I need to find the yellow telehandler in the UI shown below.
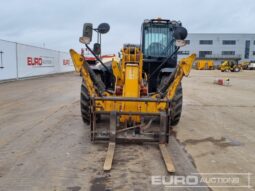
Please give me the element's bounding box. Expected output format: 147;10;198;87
220;60;241;72
70;18;196;173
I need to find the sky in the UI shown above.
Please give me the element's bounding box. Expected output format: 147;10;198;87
0;0;255;54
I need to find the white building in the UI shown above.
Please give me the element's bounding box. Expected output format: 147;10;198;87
178;33;255;65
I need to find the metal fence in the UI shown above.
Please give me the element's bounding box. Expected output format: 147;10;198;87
0;39;74;81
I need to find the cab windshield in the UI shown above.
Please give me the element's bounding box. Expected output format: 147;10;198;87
143;25;174;58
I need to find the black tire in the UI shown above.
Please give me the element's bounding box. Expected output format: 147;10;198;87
170;84;183;126
158;75;183;126
157;74;171;92
80;80;91;125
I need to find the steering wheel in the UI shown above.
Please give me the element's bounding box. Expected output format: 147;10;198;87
147;42;165;55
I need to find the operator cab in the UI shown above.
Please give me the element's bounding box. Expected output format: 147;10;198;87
141;18;187;92
142;19;176;59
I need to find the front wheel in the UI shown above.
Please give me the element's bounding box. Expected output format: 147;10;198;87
170;85;183;126
80;80;91;125
158;75;183;126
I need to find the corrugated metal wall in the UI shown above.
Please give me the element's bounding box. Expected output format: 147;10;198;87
0;39;74;81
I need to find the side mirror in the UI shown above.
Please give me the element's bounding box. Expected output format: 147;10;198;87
93;43;101;55
173;26;188;40
173;26;188;47
97;23;110;34
79;23;93;44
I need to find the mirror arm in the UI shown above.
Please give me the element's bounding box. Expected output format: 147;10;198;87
85;44;116;85
85;44;114;77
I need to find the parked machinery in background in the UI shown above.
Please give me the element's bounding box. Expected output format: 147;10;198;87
238;61;255;70
239;61;250;70
247;61;255;70
195;60;214;70
220;60;241;72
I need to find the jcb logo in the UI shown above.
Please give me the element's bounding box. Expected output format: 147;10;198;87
27;57;42;66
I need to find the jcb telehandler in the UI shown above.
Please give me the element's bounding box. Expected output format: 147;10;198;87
70;18;196;173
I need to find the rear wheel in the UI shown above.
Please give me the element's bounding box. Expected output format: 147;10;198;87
80;80;91;124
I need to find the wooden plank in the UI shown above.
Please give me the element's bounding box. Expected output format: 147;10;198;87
159;143;175;173
103;142;116;171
